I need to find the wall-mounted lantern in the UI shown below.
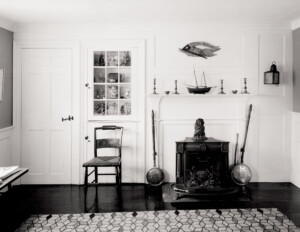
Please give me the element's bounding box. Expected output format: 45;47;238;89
264;62;280;85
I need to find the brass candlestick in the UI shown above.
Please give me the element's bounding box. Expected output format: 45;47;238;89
153;78;157;94
219;79;225;94
174;80;179;94
241;78;250;94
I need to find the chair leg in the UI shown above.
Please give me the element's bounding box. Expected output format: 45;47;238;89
119;165;122;185
84;167;88;187
115;167;119;185
117;165;121;187
95;167;98;184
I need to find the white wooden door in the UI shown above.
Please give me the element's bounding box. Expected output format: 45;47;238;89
21;49;72;184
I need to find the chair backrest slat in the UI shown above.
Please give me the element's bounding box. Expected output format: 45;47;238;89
101;125;122;130
94;126;123;158
95;139;120;148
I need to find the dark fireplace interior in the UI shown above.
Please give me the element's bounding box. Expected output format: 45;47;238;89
184;150;228;190
174;137;239;197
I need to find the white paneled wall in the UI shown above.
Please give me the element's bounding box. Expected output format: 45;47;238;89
147;27;292;182
13;23;293;183
155;35;253;95
0;127;13;166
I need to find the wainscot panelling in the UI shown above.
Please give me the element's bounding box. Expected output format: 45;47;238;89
291;112;300;187
0;126;13;166
257;114;289;182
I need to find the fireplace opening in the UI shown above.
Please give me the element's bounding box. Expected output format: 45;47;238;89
174;137;239;196
184;150;229;191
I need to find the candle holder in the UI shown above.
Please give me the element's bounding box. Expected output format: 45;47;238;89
174;80;179;94
153;78;157;94
241;78;250;94
219;79;225;94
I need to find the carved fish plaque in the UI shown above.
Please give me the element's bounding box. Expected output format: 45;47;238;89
179;41;221;59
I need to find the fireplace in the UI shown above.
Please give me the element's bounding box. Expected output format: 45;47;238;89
174;137;237;195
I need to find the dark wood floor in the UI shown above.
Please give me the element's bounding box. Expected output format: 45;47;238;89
0;182;300;231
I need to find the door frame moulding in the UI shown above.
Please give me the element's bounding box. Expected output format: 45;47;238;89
13;41;82;184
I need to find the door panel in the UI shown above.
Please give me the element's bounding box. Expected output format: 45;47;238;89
21;49;72;184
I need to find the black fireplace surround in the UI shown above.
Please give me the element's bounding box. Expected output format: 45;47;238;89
175;137;236;194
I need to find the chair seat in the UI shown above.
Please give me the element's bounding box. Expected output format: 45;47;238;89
83;156;121;167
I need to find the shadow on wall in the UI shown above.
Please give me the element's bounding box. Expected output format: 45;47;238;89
0;27;13;129
293;28;300;113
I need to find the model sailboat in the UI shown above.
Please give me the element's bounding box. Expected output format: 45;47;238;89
186;68;215;94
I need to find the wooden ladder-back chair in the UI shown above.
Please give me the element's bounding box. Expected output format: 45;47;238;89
83;125;123;187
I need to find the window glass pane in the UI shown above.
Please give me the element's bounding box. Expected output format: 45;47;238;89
94;68;105;83
94;101;106;115
107;85;119;99
107;51;118;66
120;85;131;99
120;101;131;115
120;51;131;66
107;101;118;115
94;85;105;99
107;68;119;83
94;51;106;66
120;68;131;83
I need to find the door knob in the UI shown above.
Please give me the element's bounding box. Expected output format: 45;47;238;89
62;116;74;122
85;136;90;142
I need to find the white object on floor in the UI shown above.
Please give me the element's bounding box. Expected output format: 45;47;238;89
0;166;19;180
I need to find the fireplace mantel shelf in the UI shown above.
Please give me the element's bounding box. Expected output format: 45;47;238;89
147;93;254;98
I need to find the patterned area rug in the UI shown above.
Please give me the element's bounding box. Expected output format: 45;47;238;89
17;208;299;232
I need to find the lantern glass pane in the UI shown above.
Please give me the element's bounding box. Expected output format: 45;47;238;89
264;72;273;84
273;73;279;84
